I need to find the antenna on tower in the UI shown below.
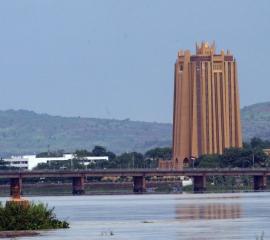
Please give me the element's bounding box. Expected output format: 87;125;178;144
211;41;216;53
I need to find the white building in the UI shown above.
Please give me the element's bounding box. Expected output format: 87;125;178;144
3;154;109;170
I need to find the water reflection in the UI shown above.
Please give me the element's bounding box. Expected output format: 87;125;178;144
176;203;242;220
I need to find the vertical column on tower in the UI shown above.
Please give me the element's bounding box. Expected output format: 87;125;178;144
234;61;243;147
230;62;236;147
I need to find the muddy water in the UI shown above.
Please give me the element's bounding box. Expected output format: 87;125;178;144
0;192;269;239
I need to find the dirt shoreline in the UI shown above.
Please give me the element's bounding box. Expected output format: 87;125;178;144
0;230;39;238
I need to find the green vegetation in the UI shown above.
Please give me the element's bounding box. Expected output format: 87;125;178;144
145;147;172;160
0;201;69;231
194;137;270;168
36;150;64;158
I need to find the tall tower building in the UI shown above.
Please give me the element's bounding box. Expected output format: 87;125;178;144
172;42;242;169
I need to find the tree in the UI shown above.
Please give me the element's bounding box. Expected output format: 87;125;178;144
36;150;64;158
194;143;270;169
220;147;253;168
250;137;270;149
35;160;86;170
250;137;265;149
104;151;116;160
74;149;92;157
92;146;107;156
195;154;220;168
144;147;172;160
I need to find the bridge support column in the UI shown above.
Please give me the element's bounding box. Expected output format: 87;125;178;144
72;176;85;195
254;175;267;191
10;177;22;199
193;176;206;193
133;176;146;193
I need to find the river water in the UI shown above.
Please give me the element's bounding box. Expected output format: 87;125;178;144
1;192;270;239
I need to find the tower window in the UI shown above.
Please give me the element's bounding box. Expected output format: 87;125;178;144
179;65;183;71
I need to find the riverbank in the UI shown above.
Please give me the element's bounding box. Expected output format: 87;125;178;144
0;230;39;238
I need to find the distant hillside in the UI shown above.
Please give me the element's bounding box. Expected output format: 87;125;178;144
241;102;270;140
0;102;270;156
0;110;171;156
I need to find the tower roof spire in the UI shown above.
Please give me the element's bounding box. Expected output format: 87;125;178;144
196;41;216;55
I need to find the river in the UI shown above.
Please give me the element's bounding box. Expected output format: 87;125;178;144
0;192;269;239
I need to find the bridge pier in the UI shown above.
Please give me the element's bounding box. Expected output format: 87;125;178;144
193;176;206;193
253;175;267;191
72;176;85;195
10;177;22;199
133;176;146;193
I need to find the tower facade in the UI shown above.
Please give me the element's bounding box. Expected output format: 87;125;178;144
172;42;242;169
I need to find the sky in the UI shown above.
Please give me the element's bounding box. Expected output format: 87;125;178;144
0;0;269;123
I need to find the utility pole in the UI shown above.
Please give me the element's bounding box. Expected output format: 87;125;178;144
47;144;50;156
191;156;195;168
70;159;73;169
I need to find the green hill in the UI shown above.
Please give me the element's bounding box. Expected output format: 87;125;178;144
241;102;270;140
0;110;171;156
0;102;270;156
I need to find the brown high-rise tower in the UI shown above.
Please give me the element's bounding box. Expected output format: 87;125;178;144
172;42;242;169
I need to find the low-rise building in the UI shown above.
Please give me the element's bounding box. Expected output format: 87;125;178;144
263;149;270;156
3;154;108;170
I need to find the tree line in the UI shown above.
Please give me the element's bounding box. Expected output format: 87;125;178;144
0;137;269;170
194;137;270;168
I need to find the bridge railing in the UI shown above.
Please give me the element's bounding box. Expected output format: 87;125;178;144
1;167;270;174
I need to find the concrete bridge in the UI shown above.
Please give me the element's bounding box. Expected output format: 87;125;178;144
0;168;269;197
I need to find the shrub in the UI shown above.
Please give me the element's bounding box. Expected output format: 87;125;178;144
0;201;69;231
